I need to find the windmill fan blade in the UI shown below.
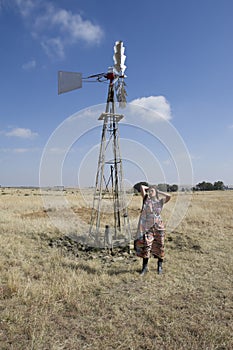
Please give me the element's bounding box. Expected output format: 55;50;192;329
113;41;126;75
58;71;82;94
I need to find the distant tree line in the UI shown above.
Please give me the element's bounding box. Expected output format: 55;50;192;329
133;181;226;193
157;184;178;192
192;181;225;191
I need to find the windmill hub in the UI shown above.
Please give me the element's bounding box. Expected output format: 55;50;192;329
106;67;115;83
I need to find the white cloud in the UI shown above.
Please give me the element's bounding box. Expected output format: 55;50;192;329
41;37;65;60
190;153;202;161
47;147;67;155
13;0;104;59
130;96;172;122
15;0;36;17
0;0;4;11
5;128;38;139
50;9;103;44
0;147;39;154
163;159;172;166
13;148;30;153
22;59;36;70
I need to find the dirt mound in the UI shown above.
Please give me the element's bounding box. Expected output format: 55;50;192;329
48;235;136;263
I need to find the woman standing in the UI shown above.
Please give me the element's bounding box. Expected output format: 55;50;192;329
135;184;171;275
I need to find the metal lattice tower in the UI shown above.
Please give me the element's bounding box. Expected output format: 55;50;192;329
89;77;131;246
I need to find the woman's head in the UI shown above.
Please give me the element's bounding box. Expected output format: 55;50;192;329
148;185;158;199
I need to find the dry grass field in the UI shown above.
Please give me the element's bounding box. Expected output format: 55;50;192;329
0;188;232;349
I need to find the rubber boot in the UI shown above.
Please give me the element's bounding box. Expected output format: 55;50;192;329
140;258;149;276
157;259;163;274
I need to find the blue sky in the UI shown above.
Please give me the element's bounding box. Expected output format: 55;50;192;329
0;0;233;187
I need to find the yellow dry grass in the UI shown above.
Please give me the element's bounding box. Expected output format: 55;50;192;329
0;188;232;349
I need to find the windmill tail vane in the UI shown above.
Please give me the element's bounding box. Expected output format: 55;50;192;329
58;41;127;107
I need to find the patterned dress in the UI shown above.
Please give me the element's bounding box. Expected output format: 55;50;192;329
135;196;165;259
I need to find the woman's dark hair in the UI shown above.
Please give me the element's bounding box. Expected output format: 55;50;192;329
142;193;148;206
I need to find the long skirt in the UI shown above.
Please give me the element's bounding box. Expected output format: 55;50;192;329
135;229;165;260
